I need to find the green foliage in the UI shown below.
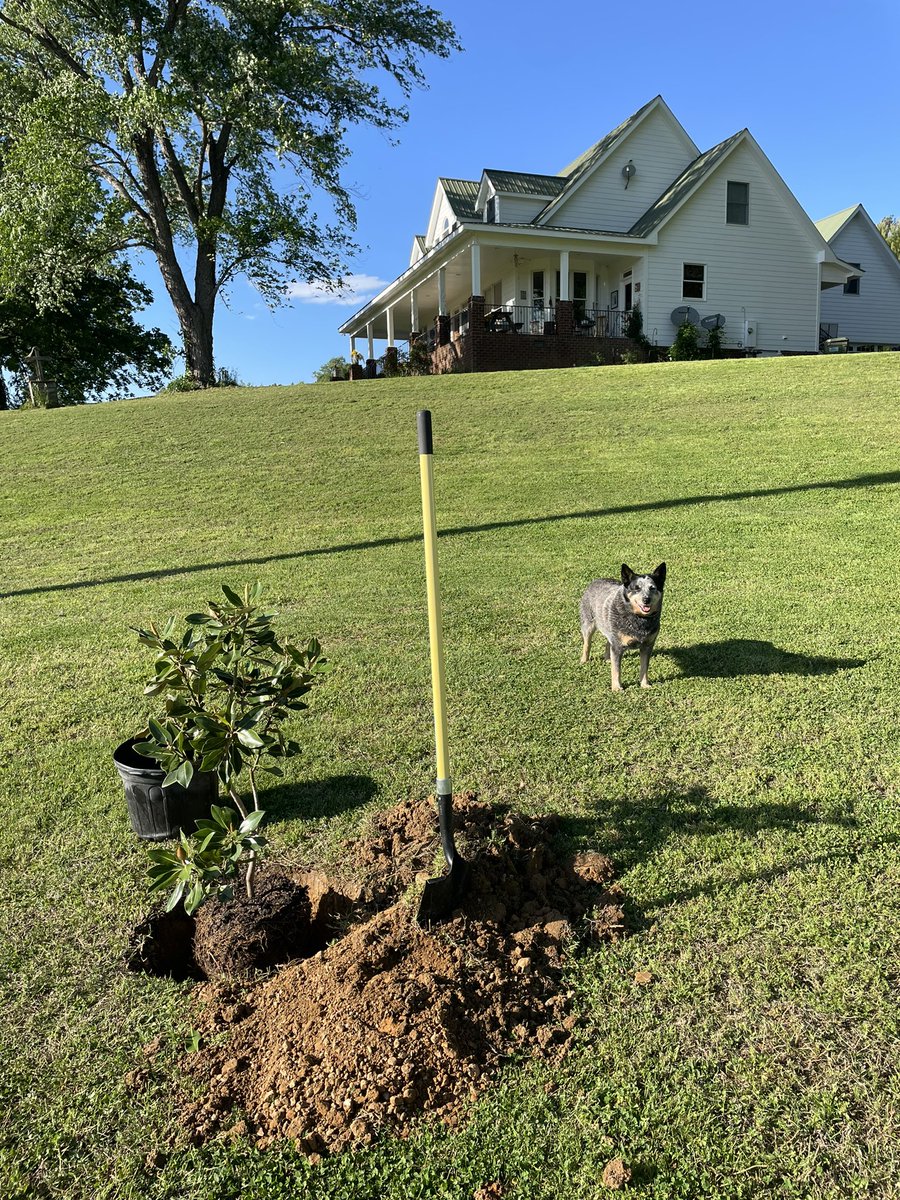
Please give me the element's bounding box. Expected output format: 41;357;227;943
623;303;652;361
163;366;243;392
133;582;330;805
878;214;900;259
0;0;461;383
704;325;725;358
0;268;173;406
669;319;701;361
313;355;350;383
146;804;268;915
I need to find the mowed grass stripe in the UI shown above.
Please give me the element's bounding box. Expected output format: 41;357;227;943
0;352;897;1198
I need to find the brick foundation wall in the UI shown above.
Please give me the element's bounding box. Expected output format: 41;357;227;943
426;294;639;374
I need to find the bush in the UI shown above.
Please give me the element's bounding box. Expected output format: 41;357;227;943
313;356;350;383
133;582;330;911
669;320;700;361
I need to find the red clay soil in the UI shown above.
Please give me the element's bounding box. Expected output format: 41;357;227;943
173;795;626;1156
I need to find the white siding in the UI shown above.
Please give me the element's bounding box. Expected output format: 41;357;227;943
498;196;548;224
644;142;820;354
426;188;461;248
819;215;900;345
550;106;697;233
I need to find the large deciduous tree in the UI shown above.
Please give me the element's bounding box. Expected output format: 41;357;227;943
878;215;900;260
0;1;459;384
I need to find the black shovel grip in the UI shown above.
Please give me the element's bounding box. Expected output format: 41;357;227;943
417;409;433;455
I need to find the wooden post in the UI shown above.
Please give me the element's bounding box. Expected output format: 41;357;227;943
24;347;58;408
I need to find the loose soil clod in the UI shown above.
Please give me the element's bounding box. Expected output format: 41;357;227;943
135;795;626;1155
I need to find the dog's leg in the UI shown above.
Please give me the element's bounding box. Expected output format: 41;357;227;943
639;637;657;689
580;628;593;664
609;645;624;692
603;642;611;661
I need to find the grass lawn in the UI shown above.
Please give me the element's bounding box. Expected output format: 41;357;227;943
0;353;898;1199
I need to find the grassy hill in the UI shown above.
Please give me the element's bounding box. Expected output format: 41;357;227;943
1;354;898;1198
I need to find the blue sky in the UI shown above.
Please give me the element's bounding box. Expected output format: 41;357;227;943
134;0;900;386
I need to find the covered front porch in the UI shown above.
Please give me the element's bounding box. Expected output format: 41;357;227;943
339;230;649;375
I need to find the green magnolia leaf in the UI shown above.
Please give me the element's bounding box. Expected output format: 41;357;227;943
221;584;244;607
147;715;169;743
236;728;266;749
184;881;206;916
165;880;187;912
239;809;266;833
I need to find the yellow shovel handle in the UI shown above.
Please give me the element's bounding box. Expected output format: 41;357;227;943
417;410;451;795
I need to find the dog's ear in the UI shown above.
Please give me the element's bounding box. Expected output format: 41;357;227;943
652;562;667;586
621;564;635;585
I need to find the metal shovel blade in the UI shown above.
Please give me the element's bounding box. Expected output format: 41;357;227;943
417;792;468;925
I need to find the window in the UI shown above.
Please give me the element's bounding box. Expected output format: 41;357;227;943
843;264;861;295
682;263;705;300
485;196;496;223
726;181;749;225
573;271;587;321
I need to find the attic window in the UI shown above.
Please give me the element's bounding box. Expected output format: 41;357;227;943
843;264;861;295
726;181;749;225
485;196;496;223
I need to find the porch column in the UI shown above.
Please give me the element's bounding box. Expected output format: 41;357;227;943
438;267;447;316
366;321;377;379
410;289;419;334
470;241;481;297
386;306;395;348
559;250;570;300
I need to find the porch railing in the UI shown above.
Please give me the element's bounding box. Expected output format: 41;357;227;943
478;304;630;338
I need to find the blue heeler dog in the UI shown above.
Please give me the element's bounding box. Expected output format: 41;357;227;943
579;563;667;691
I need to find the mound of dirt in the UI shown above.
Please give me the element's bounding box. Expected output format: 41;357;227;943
176;796;625;1155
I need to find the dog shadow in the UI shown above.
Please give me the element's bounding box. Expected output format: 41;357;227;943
665;638;865;679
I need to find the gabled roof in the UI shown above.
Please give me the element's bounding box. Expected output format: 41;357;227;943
534;96;700;226
438;177;480;221
558;95;662;178
483;170;566;199
815;204;863;243
628;130;746;237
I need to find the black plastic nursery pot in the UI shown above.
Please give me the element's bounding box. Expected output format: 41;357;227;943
113;737;218;841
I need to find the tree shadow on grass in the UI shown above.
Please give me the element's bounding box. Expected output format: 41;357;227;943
664;639;865;680
564;786;864;928
257;774;377;823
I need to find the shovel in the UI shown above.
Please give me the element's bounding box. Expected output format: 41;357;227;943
415;409;468;925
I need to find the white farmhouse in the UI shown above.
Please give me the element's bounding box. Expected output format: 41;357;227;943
815;204;900;351
340;96;858;375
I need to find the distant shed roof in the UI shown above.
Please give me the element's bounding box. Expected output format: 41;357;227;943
814;205;861;242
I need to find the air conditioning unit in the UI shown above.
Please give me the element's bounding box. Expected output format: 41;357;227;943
743;317;758;348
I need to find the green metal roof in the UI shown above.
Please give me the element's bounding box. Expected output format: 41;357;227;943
483;170;566;198
438;177;480;220
628;130;746;237
814;205;860;242
558;96;661;180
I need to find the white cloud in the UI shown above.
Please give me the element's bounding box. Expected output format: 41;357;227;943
287;273;388;307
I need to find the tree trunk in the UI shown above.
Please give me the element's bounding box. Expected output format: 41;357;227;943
181;297;215;387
